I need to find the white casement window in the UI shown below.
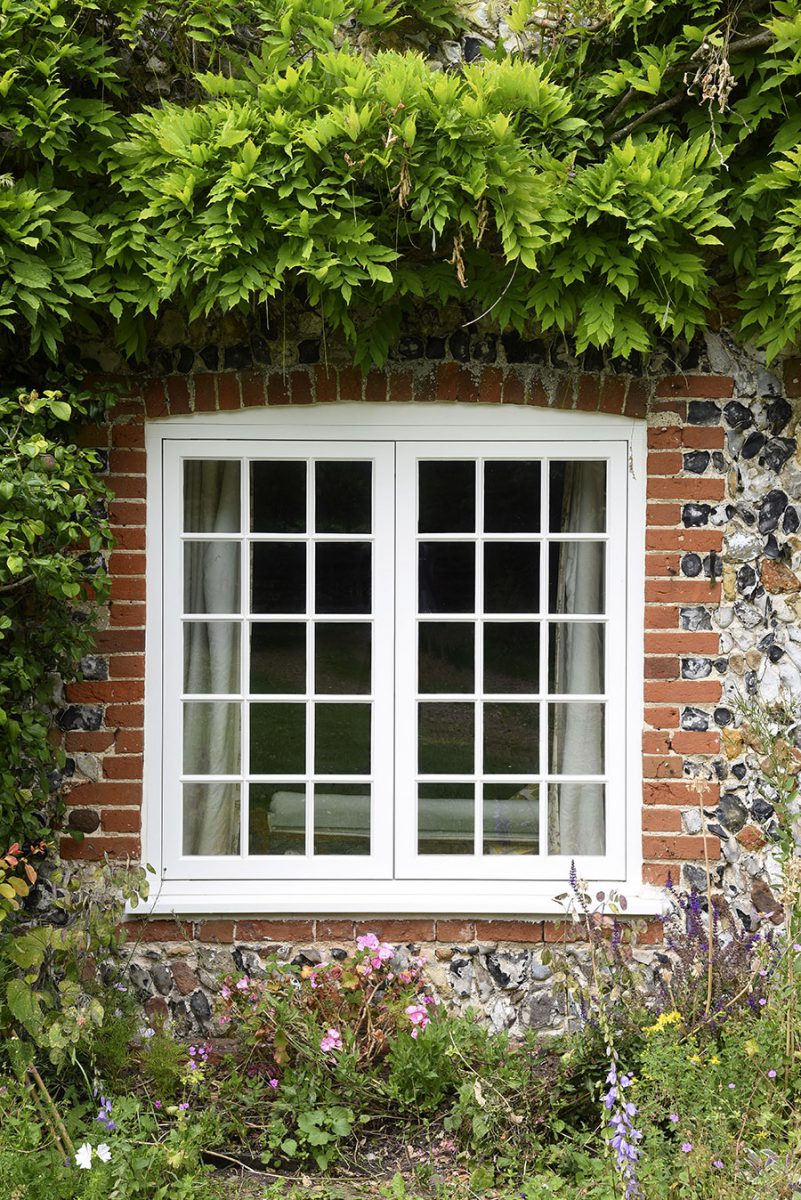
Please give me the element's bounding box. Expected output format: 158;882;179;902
145;405;649;915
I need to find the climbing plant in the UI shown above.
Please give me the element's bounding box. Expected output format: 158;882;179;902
0;0;800;366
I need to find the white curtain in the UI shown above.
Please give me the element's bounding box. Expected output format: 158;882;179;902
183;461;242;855
549;464;605;855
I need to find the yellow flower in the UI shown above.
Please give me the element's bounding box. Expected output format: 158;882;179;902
688;1054;701;1065
643;1010;683;1035
709;1055;720;1065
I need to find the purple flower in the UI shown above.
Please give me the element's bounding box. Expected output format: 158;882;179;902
768;1069;777;1079
669;1114;679;1123
713;1160;724;1169
681;1143;693;1154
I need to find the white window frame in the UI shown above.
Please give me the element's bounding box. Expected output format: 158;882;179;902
143;403;658;916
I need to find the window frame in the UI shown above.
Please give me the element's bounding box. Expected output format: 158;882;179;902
143;403;654;916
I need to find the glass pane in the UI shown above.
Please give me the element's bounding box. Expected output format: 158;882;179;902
184;461;241;532
419;460;475;532
249;703;305;774
548;542;605;614
548;623;605;695
483;623;539;694
315;543;371;613
549;703;604;773
419;543;475;613
548;782;605;855
549;461;606;533
315;703;371;774
484;543;540;613
418;702;474;773
314;784;371;855
184;543;241;614
315;461;371;534
183;702;240;774
251;543;306;614
251;461;306;533
183;783;240;855
250;623;306;694
183;622;240;694
418;783;474;854
250;783;306;855
484;461;540;533
418;622;474;694
483;782;539;856
483;702;539;774
315;623;371;694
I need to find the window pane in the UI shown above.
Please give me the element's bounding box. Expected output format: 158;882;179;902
549;702;604;773
249;703;305;774
483;702;539;774
315;703;371;774
418;622;474;694
183;622;240;694
549;461;606;533
250;623;306;694
548;542;605;615
315;461;371;534
184;543;241;613
484;461;540;533
249;783;305;855
315;543;371;613
548;782;605;855
314;784;370;855
419;543;475;613
483;623;539;694
251;543;306;613
315;623;371;694
418;702;474;773
483;782;539;856
418;783;474;854
484;543;540;613
419;460;475;532
251;461;306;533
184;461;241;532
183;702;240;774
548;623;605;695
183;783;240;855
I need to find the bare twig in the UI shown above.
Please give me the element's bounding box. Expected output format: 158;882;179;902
609;87;686;143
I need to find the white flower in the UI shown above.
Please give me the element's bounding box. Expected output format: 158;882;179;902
96;1143;112;1163
75;1143;93;1170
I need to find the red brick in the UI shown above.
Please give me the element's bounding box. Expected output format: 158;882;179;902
315;920;355;941
737;825;767;852
647;427;682;449
643;704;680;729
638;920;665;945
644;605;682;630
645;580;720;604
101;808;141;833
642;808;683;832
642;730;672;755
437;362;474;404
643;863;673;886
95;630;145;653
436;920;476;942
65;731;115;753
642;754;684;779
109;654;145;679
109;500;145;526
553;378;574;410
108;551;145;576
65;782;142;807
646;528;723;551
143;380;168;418
116;729;144;754
196;919;235;943
235;919;314;942
290;370;313;405
339;367;363;402
110;577;146;601
111;526;146;550
355;920;434;943
59;835;140;861
647;477;725;501
107;474;147;499
105;703;144;727
478;367;503;404
625;380;649;419
218;374;241;410
503;373;525;406
65;680;143;703
127;919;192;943
643;781;720;807
656;375;733;399
527;380;550;408
240;371;265;407
364;370;387;403
784;359;801;398
646;502;682;527
576;376;601;412
473;920;543;943
413;368;437;404
646;552;680;578
599;376;627;415
542;921;585;944
669;731;721;754
111;422;146;450
315;366;338;404
266;373;289;406
682;426;725;449
193;373;217;412
644;680;721;703
647;451;683;476
642;834;720;861
645;632;720;654
167;377;191;414
644;656;679;680
103;754;144;780
109;603;146;628
389;373;413;404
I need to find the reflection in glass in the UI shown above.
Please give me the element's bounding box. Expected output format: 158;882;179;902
419;543;475;613
249;782;305;855
483;623;539;694
484;461;540;533
483;782;539;855
315;461;371;534
549;703;604;774
548;623;605;695
418;783;475;854
418;623;474;694
549;461;606;533
314;784;371;855
548;542;605;614
548;782;605;855
183;783;240;855
184;622;240;694
184;460;241;532
315;543;371;613
418;703;474;773
183;702;241;775
419;460;475;533
315;623;371;694
251;543;306;613
315;703;371;774
250;623;306;694
184;543;241;613
484;543;539;613
250;461;306;533
249;703;305;774
483;702;539;774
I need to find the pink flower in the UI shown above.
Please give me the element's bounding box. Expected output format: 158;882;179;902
357;933;380;951
235;978;249;992
405;1004;430;1036
220;985;231;1000
268;1078;279;1089
320;1028;343;1054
